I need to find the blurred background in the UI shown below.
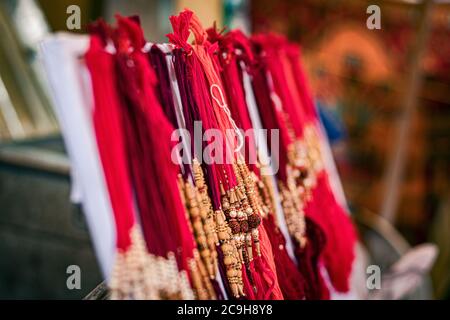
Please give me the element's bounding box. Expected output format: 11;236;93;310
0;0;448;299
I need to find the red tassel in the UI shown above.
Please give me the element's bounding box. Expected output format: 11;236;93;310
256;222;284;300
295;217;330;300
86;36;135;251
241;266;256;300
111;16;196;273
263;215;306;299
307;172;356;292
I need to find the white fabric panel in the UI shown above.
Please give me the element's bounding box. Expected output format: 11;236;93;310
40;33;116;280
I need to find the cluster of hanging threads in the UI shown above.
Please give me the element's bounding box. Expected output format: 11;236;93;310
87;15;202;300
81;9;357;300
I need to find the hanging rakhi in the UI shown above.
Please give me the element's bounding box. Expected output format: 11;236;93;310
208;27;308;300
148;42;221;299
85;27;194;299
147;42;217;293
283;44;357;293
167;11;246;299
168;48;234;299
251;33;357;296
188;14;253;297
249;34;307;246
92;16;215;299
187;10;284;300
249;34;332;299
